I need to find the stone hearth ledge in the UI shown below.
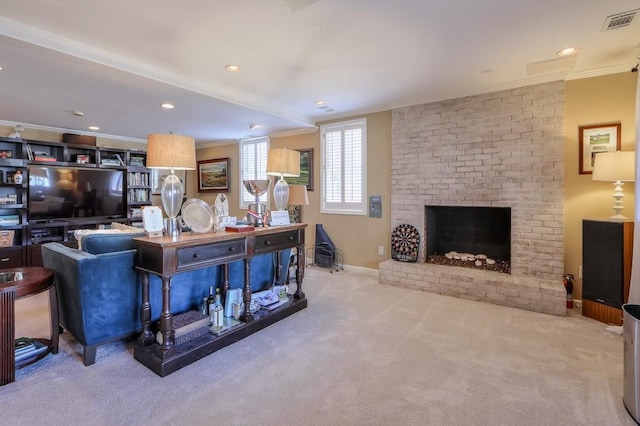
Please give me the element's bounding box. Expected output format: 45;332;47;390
378;260;566;316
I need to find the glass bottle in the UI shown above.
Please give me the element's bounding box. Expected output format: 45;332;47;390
211;288;224;331
206;286;216;318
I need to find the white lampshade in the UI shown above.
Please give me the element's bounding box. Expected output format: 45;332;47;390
146;133;197;236
266;148;300;211
592;150;635;220
592;151;635;182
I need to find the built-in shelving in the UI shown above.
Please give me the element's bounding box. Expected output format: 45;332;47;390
0;136;152;266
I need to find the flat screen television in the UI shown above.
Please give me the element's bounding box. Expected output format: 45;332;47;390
28;166;126;221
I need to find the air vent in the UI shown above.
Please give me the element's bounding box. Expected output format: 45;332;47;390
602;9;638;31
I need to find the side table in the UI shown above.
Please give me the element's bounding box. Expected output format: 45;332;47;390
0;267;58;386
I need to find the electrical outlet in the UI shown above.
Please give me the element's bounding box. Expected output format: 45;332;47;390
579;265;582;279
378;245;384;256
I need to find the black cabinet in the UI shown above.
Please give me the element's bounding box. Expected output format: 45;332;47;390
582;219;633;325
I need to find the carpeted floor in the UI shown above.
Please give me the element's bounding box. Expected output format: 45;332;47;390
1;267;636;425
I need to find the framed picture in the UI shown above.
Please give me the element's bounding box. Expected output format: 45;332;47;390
151;169;186;195
197;158;229;192
0;150;13;159
286;148;314;191
76;154;90;164
579;123;621;174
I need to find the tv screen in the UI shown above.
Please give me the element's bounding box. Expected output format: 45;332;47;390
28;166;126;221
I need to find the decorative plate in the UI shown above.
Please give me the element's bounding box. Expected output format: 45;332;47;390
181;198;215;233
391;224;419;262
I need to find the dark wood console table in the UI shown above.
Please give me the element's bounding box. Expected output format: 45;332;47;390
133;223;307;376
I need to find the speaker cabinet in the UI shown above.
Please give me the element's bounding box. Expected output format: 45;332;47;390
582;219;633;325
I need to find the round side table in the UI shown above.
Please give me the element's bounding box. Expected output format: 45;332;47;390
0;267;58;386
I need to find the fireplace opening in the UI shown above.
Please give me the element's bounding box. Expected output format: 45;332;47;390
426;206;511;274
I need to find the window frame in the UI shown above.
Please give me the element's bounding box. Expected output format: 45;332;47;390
320;118;367;215
239;136;270;209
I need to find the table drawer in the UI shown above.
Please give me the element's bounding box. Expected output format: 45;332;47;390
177;239;246;267
0;247;23;268
254;230;300;253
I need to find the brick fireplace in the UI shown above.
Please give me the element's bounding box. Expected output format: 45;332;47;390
379;81;566;316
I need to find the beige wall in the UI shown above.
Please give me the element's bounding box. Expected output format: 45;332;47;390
193;110;392;270
7;72;635;279
564;72;637;299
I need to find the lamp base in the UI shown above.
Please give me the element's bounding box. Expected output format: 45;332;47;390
273;176;290;211
166;216;181;238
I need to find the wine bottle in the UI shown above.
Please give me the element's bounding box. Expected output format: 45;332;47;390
206;286;215;319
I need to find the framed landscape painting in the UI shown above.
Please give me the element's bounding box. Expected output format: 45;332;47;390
197;158;229;192
286;148;313;191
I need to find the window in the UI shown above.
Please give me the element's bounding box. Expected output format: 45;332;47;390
239;136;269;209
321;118;367;215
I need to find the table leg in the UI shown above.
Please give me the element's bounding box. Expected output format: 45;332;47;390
240;259;253;322
294;244;306;300
159;276;174;350
0;289;15;385
137;272;154;346
48;284;59;354
222;263;230;304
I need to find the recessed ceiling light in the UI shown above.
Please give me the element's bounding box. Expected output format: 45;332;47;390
225;65;240;72
314;100;326;106
88;126;100;131
557;47;578;56
161;103;174;109
249;124;262;130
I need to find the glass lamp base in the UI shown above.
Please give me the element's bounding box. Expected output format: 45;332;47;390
273;176;289;211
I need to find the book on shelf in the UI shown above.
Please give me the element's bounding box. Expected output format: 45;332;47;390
115;153;126;166
0;215;20;226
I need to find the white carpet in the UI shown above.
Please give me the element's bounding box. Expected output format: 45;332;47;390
1;267;636;425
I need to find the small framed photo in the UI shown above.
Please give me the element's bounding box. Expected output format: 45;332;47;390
0;150;13;159
76;154;91;164
197;158;229;192
579;123;621;174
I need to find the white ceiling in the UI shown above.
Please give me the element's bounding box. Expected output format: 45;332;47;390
0;0;638;145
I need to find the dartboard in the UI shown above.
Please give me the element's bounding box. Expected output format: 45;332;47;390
391;224;419;262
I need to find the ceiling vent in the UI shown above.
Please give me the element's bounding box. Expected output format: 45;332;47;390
602;9;638;31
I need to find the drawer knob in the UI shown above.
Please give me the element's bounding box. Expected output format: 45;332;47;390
288;236;294;241
265;240;271;245
228;247;236;252
0;258;8;262
193;253;201;258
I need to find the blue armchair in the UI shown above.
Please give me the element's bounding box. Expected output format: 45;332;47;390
42;232;288;365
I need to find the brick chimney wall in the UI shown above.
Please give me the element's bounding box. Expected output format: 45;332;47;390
390;81;564;281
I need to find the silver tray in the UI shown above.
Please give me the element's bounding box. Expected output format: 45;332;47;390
181;198;215;233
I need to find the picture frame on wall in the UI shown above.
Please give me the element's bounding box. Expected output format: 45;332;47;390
197;158;230;192
579;122;621;174
151;169;186;195
285;148;314;191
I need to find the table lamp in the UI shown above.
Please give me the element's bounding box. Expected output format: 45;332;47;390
287;184;308;223
146;134;196;237
266;148;300;211
592;150;635;220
